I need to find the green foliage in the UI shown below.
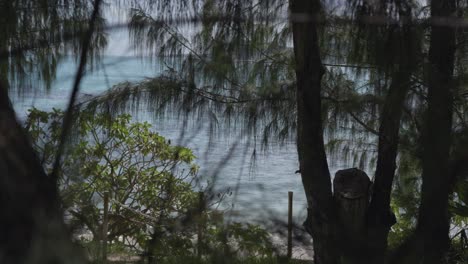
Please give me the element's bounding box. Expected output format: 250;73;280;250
224;222;274;257
25;108;275;261
0;0;107;91
447;230;468;264
199;213;274;259
26;108;199;253
11;0;468;261
155;255;304;264
84;1;299;148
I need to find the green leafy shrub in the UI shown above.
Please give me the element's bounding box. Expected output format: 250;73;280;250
26;108;199;255
25;108;274;261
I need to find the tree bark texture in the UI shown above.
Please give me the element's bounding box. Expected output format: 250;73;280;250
366;26;415;263
417;0;456;263
0;80;85;263
291;0;458;263
290;0;337;263
334;168;371;264
390;1;456;263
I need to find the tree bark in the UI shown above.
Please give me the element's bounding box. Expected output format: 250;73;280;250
333;168;371;264
366;27;414;263
390;1;456;263
416;0;456;263
0;80;85;263
291;0;457;263
290;1;337;263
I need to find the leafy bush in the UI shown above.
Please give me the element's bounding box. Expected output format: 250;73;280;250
25;108;274;261
26;109;199;253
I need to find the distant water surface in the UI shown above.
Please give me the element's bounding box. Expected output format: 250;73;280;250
9;56;344;226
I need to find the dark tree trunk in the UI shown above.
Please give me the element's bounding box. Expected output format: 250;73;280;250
289;1;409;262
366;27;414;263
0;80;84;263
390;1;456;263
289;1;337;263
365;76;408;263
290;10;417;264
416;0;456;262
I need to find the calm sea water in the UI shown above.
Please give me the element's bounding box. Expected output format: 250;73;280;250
9;56;342;225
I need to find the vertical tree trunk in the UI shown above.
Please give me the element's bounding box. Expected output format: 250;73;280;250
390;1;456;263
366;72;409;264
289;1;337;263
416;0;456;263
367;27;414;263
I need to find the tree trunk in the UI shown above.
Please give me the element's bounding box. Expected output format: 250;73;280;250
290;1;337;263
0;80;85;263
365;76;407;263
390;1;456;263
366;26;414;263
416;0;456;262
290;0;430;264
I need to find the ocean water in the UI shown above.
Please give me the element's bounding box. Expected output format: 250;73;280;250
9;56;329;226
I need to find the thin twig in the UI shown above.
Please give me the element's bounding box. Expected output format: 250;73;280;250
50;0;103;183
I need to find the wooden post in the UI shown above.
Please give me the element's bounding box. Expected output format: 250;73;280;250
333;168;371;263
197;192;204;258
102;192;109;263
287;191;293;259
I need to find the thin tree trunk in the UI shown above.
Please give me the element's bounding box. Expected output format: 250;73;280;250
290;1;337;263
390;1;456;263
364;70;410;264
367;27;414;263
